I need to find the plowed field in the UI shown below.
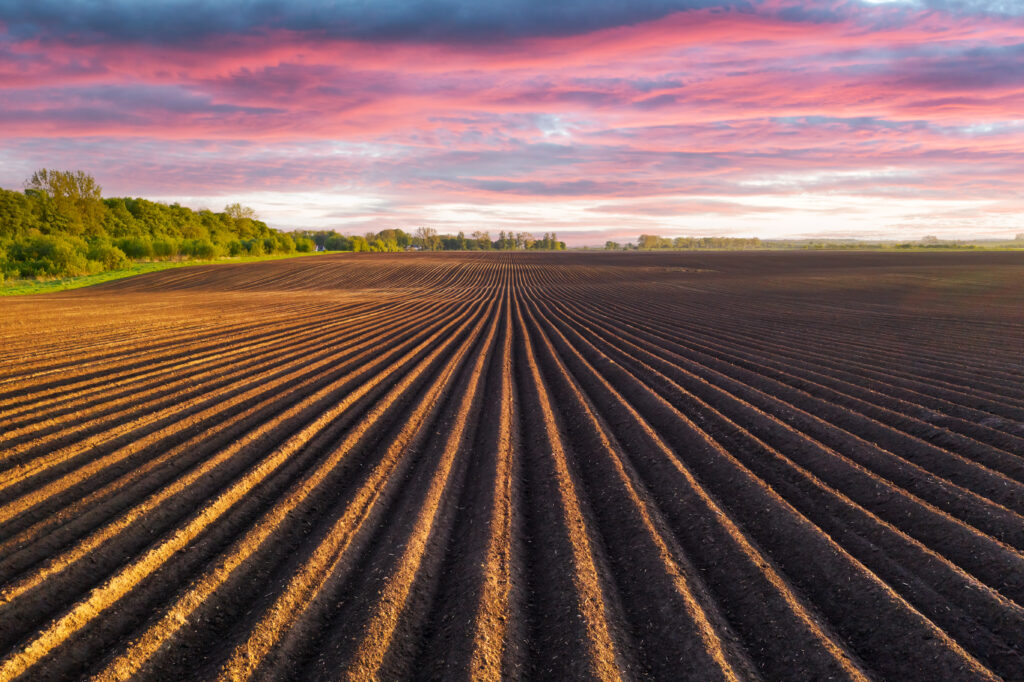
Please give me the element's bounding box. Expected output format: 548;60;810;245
2;251;1024;680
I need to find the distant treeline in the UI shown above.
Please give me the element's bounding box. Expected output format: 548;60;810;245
765;234;1024;250
608;235;764;250
609;234;1024;251
0;170;570;281
293;227;567;252
1;169;315;280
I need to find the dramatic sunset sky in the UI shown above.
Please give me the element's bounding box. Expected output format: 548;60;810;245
2;0;1023;244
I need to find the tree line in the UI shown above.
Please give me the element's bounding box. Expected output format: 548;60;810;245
1;169;578;282
0;170;316;280
292;226;567;252
606;235;764;250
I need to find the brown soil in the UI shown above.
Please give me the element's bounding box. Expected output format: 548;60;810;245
1;250;1023;680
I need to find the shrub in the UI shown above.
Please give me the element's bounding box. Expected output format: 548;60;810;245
87;243;131;270
180;238;218;259
275;233;296;253
244;238;265;256
84;259;106;275
116;236;154;259
9;234;90;277
151;238;177;259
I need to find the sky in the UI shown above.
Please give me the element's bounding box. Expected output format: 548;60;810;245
2;0;1024;244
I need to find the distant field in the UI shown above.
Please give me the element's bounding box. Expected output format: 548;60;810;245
1;251;1024;680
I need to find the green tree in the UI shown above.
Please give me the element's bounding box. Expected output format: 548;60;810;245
473;230;492;250
224;203;257;220
25;169;104;236
2;173;314;279
0;189;36;240
415;226;441;251
325;234;351;251
377;228;411;248
637;234;664;249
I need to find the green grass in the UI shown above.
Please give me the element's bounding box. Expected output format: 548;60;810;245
0;251;345;296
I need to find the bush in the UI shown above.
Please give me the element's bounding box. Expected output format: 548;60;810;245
180;238;218;259
9;234;90;277
295;237;315;253
275;233;296;253
227;239;244;256
84;259;106;275
151;238;177;259
244;238;265;256
116;236;154;259
87;243;131;270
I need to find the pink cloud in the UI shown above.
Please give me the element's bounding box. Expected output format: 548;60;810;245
2;3;1024;239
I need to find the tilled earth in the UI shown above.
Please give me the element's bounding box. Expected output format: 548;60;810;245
1;251;1023;680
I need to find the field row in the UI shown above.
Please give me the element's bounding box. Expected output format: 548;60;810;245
1;252;1023;680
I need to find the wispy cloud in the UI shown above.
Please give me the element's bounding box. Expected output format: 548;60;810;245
1;0;1023;242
